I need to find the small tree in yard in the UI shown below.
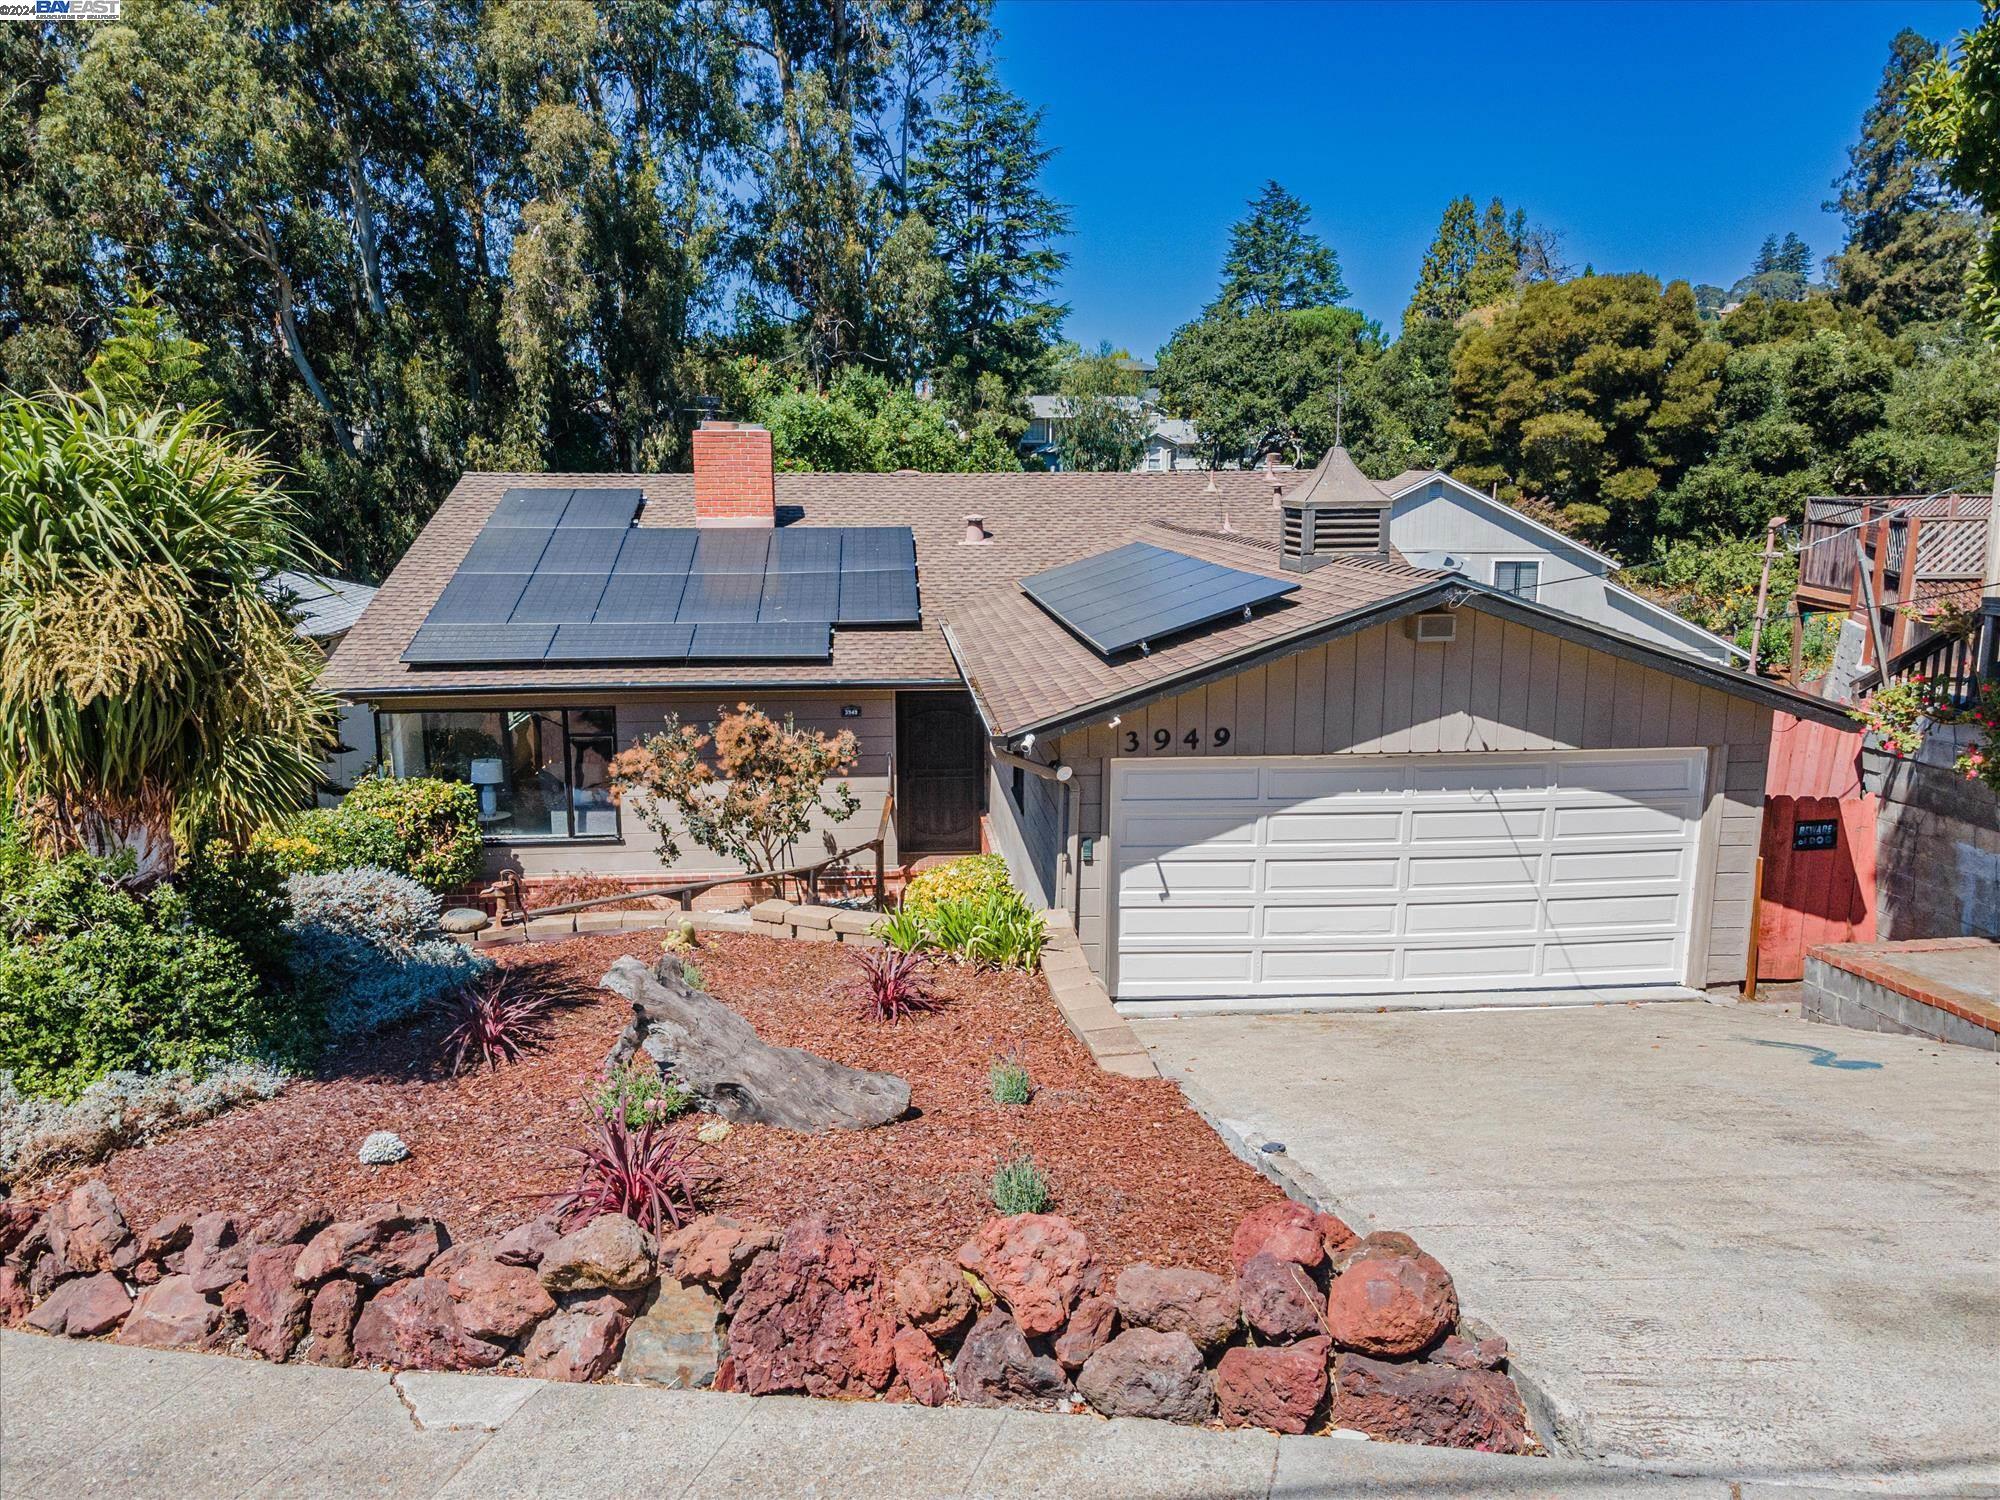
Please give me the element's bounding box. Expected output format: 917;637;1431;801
609;704;861;879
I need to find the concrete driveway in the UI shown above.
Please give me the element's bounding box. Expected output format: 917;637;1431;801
1130;998;2000;1495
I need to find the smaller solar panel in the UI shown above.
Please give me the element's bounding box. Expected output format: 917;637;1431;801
688;622;830;660
547;622;694;662
402;623;554;664
758;570;839;622
427;572;530;625
838;526;917;573
510;572;610;623
675;571;764;623
556;488;642;528
611;529;698;575
459;527;553;573
535;527;626;574
1021;541;1298;656
692;530;772;574
770;528;843;573
835;568;920;625
594;572;688;622
487;488;571;527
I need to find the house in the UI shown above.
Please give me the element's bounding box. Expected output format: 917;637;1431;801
323;427;1849;1006
264;568;381;797
1019;396;1204;472
1382;468;1747;667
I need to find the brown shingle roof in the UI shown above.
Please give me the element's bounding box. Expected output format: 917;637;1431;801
322;469;1314;698
945;523;1446;738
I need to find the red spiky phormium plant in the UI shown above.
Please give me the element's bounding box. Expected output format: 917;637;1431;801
843;945;938;1022
438;968;559;1074
549;1104;707;1235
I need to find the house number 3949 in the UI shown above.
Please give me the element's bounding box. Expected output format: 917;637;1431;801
1125;726;1231;752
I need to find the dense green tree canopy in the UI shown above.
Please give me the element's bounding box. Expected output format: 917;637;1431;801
1049;343;1151;473
1209;182;1347;315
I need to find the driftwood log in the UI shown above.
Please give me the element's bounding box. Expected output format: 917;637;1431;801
600;954;910;1131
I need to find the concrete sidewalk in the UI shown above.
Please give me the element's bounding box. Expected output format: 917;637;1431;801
2;1330;1786;1499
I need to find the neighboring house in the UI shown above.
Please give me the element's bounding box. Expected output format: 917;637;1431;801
324;430;1846;1008
1019;395;1204;472
1383;469;1747;667
265;568;381;797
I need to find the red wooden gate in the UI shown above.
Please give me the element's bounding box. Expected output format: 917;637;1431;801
1756;713;1876;981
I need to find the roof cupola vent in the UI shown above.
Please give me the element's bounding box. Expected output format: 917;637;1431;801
1279;447;1392;572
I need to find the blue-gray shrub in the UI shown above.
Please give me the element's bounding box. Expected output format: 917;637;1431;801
284;866;491;1037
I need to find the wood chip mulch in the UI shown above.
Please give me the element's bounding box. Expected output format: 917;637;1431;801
31;932;1283;1277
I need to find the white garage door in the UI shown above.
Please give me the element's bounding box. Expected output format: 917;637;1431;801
1110;750;1706;1000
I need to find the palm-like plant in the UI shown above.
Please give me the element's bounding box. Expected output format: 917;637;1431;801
0;389;335;873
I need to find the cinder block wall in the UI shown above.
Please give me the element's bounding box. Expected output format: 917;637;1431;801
1870;725;2000;940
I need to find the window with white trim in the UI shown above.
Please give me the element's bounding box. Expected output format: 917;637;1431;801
1494;559;1541;599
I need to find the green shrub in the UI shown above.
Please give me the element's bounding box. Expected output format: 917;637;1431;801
988;1057;1032;1106
283;865;491;1038
880;858;1047;970
678;958;707;993
874;907;928;954
990;1150;1052;1215
593;1062;692;1128
902;853;1014;914
253;775;482;891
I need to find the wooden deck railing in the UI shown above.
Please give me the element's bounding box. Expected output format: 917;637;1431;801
1856;606;2000;710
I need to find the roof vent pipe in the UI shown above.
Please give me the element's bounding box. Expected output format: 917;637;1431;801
962;514;990;545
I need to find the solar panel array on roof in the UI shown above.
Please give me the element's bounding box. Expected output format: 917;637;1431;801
1020;541;1298;656
403;488;918;667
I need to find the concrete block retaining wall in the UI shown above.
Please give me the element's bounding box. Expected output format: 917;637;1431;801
1803;939;2000;1052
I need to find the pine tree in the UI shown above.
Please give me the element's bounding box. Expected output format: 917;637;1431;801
1209;181;1346;315
1405;196;1479;328
914;58;1071;419
1466;197;1520;305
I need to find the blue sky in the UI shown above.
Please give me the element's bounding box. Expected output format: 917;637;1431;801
989;0;1981;357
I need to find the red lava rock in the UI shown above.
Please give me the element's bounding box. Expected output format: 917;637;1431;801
1332;1351;1534;1453
295;1204;446;1288
725;1217;896;1397
1230;1201;1325;1274
351;1276;504;1370
1315;1212;1357;1255
243;1245;310;1362
492;1216;562;1268
306;1280;363;1367
26;1271;131;1337
0;1202;38;1262
891;1255;974;1339
1114;1262;1240;1351
1325;1251;1458;1357
1332;1230;1423;1273
661;1216;779;1290
182;1212;245;1280
443;1255;557;1343
1429;1332;1509;1371
249;1204;331;1248
0;1266;31;1326
53;1182;130;1274
892;1326;949;1407
1052;1291;1117;1372
1237;1251;1325;1342
520;1293;631;1382
538;1215;657;1294
1214;1336;1330;1434
188;1241;253;1295
1076;1328;1212;1422
950;1310;1069;1408
117;1275;223;1349
956;1214;1097;1338
219;1278;252;1322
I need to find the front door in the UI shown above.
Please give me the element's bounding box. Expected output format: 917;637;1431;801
896;691;986;855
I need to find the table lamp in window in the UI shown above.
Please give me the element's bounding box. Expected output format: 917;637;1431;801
469;757;505;818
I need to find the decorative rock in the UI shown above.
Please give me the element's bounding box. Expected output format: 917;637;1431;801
520;1293;631;1382
249;1204;332;1248
1325;1250;1458;1357
26;1272;131;1337
117;1275;223;1350
440;906;490;935
0;1201;39;1262
1215;1336;1330;1434
1429;1332;1509;1372
696;1119;732;1145
538;1215;657;1294
243;1244;310;1361
1316;1211;1357;1255
893;1326;950;1407
188;1240;253;1295
891;1255;974;1339
443;1255;557;1343
1331;1230;1423;1274
660;1215;778;1290
1332;1351;1534;1453
1114;1263;1240;1351
1238;1251;1325;1342
601;955;911;1129
306;1279;363;1367
1077;1328;1212;1423
1053;1291;1117;1372
955;1214;1097;1337
0;1266;30;1326
54;1181;130;1274
182;1212;245;1282
724;1218;896;1397
950;1310;1069;1408
1230;1201;1325;1274
295;1204;446;1287
132;1212;196;1283
617;1279;723;1388
492;1217;562;1268
358;1131;411;1165
351;1276;504;1371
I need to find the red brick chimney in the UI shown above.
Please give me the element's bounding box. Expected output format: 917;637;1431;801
692;421;775;528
